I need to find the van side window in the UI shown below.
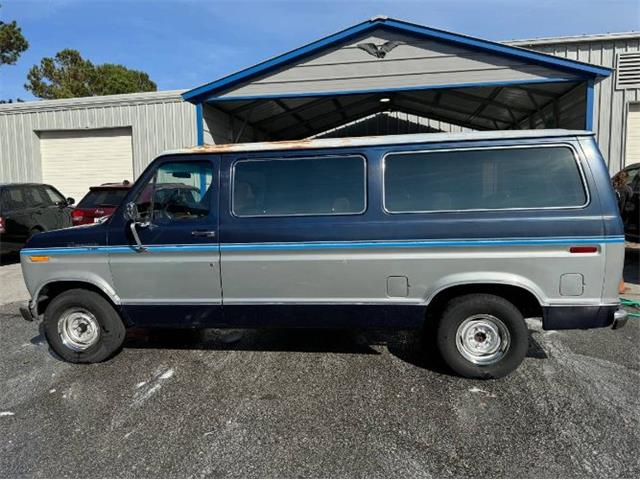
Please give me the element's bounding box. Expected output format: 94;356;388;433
232;155;366;217
384;146;587;212
134;161;214;222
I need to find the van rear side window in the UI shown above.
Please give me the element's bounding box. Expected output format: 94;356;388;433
384;146;587;213
232;156;366;217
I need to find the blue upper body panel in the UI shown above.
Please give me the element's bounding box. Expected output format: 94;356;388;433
24;134;623;252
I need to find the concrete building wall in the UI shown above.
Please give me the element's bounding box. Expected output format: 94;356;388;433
0;90;196;184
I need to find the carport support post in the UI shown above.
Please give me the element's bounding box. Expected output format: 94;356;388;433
196;103;204;146
585;79;594;131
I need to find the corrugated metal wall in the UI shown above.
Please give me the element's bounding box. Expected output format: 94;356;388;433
0;91;196;184
514;37;640;172
202;104;268;144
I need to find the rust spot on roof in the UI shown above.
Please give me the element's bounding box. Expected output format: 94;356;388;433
188;138;319;153
169;130;589;157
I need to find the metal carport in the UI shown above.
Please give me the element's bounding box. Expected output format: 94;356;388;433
182;17;612;144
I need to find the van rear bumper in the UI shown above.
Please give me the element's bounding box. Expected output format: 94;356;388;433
542;305;627;330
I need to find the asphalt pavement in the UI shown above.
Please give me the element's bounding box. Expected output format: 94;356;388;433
0;253;638;478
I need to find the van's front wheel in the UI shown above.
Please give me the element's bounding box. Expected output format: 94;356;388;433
43;289;126;363
436;294;528;379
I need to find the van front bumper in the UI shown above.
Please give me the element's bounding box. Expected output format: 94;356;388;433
542;305;628;330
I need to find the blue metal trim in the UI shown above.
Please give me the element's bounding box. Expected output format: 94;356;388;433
182;18;611;103
585;79;595;131
195;103;204;146
21;236;625;256
206;78;578;103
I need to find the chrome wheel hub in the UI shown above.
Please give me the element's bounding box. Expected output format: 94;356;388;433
58;308;100;351
455;314;510;365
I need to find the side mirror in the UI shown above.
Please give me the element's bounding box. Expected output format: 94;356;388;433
124;201;146;252
66;197;75;206
123;201;140;222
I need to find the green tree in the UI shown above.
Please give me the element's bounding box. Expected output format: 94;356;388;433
0;4;29;67
25;49;156;99
93;63;156;96
25;49;95;99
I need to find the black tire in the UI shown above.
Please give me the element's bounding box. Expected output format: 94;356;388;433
436;294;528;379
28;227;43;241
43;289;126;363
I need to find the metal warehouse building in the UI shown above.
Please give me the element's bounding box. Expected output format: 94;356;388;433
1;17;638;201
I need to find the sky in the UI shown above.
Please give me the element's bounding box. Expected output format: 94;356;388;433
1;0;639;100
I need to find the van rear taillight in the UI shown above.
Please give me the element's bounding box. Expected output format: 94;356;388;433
0;217;5;234
569;246;598;253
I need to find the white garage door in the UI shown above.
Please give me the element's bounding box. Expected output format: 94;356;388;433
40;128;134;202
626;103;640;167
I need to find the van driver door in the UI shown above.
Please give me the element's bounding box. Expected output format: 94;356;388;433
107;156;221;325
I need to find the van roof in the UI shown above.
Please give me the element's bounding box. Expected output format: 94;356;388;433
165;129;593;156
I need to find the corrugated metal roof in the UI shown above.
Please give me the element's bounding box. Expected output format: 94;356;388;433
0;90;186;114
506;31;640;46
165;129;592;155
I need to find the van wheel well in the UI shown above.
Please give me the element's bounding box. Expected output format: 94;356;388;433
426;284;542;322
36;281;117;317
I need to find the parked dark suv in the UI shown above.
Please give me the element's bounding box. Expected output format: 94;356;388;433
615;163;639;242
0;183;74;256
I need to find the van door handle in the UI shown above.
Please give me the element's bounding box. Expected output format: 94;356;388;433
191;230;216;238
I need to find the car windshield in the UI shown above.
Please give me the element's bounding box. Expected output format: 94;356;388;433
77;189;128;208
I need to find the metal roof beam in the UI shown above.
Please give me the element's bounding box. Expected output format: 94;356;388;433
516;82;585;129
390;104;490;131
214;105;271;141
510;85;563;99
269;96;380;137
250;97;335;127
465;87;503;124
437;89;532;115
395;93;511;128
275;104;387;139
332;98;348;121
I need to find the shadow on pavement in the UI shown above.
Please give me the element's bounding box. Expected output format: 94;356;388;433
122;326;547;376
0;252;20;266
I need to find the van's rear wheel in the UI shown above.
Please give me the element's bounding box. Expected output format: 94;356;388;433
436;294;528;379
43;289;126;363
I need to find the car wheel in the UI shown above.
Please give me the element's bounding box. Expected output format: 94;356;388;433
28;227;43;241
43;289;126;363
436;294;528;379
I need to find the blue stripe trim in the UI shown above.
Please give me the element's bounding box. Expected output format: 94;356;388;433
205;78;577;103
182;18;611;103
21;236;625;256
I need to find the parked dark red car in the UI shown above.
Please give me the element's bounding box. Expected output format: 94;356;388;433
72;181;131;226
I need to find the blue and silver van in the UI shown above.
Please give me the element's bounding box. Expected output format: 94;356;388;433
19;130;628;378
